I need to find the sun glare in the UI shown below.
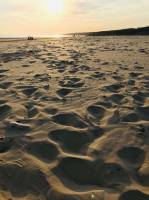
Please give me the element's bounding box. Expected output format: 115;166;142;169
48;0;64;15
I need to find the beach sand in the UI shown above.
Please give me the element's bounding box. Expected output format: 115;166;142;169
0;36;149;200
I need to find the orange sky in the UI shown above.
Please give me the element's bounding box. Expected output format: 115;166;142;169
0;0;149;36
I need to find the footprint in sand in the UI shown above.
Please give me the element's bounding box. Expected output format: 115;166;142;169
5;121;32;135
127;79;135;86
134;65;144;70
0;137;14;153
0;69;9;74
65;81;84;88
119;190;149;200
133;92;148;105
137;163;149;186
107;93;124;104
29;60;36;64
27;106;39;119
117;147;145;169
79;65;90;71
43;107;58;115
49;128;91;153
129;72;142;78
34;73;50;82
0;163;50;197
53;157;130;187
52;112;88;128
53;157;95;185
87;104;106;120
0;74;7;79
59;77;84;88
105;83;124;93
22;64;30;68
57;88;72;97
22;86;38;96
91;72;105;79
0;100;7;105
68;67;79;74
26;141;59;163
137;106;149;121
121;112;139;122
24;102;39;119
0;81;13;89
0;104;12;120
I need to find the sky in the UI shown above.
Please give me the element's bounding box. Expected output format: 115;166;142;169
0;0;149;36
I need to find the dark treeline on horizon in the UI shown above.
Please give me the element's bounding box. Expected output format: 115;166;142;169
72;26;149;36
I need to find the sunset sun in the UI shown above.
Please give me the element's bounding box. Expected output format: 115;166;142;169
47;0;64;15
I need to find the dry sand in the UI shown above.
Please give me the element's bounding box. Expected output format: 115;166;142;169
0;36;149;200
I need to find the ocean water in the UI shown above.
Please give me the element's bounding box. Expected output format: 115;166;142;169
0;34;72;42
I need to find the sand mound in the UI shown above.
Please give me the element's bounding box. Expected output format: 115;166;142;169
48;189;105;200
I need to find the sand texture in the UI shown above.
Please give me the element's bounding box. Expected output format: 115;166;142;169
0;36;149;200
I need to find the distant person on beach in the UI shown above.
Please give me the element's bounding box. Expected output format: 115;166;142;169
27;36;34;40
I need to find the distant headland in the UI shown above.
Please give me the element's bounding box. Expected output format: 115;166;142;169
70;26;149;36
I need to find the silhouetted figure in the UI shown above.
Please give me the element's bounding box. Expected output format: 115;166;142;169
27;36;34;40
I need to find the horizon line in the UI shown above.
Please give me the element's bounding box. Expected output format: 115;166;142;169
0;25;149;38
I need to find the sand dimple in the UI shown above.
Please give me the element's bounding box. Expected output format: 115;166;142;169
59;78;84;88
49;129;90;153
122;112;140;122
43;107;58;115
108;93;124;104
0;138;14;153
119;190;149;200
0;69;9;74
52;112;88;128
0;81;12;89
117;147;145;168
22;86;37;96
137;106;149;121
105;83;124;93
87;104;106;119
26;140;59;162
27;106;39;118
0;163;50;197
137;163;149;186
54;156;129;188
53;157;95;185
57;88;72;97
5;121;32;135
0;104;12;120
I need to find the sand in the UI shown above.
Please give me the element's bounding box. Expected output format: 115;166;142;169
0;36;149;200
